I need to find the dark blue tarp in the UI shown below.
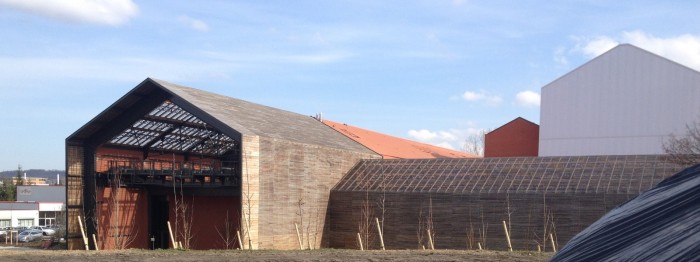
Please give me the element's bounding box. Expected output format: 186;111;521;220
551;164;700;261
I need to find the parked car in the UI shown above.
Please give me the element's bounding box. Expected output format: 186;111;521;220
30;226;56;236
16;230;43;242
12;226;29;233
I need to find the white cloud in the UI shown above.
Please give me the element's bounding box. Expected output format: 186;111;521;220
514;90;540;108
408;127;485;152
576;30;700;71
621;31;700;70
553;46;568;66
462;91;484;101
461;90;502;106
178;15;210;32
0;0;138;26
580;36;619;57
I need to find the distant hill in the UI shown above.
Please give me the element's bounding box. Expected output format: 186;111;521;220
0;169;65;180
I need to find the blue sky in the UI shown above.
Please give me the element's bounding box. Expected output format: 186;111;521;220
1;0;700;171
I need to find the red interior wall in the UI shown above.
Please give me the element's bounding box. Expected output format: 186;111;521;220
96;187;149;249
94;147;238;250
168;195;241;250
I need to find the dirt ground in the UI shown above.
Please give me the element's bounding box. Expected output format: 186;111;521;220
0;247;552;262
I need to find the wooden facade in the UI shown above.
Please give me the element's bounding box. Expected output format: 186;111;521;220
329;156;683;250
66;78;378;250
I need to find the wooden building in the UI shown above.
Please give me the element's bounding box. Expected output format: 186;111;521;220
66;78;685;252
484;117;539;157
329;155;682;251
66;78;379;250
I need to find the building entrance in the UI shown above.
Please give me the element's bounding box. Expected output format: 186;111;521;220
149;195;170;249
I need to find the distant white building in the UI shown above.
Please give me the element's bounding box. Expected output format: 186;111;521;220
0;186;65;227
0;202;39;228
539;44;700;156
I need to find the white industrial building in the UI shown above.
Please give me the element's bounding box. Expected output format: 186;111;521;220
0;202;39;228
0;186;65;228
539;44;700;156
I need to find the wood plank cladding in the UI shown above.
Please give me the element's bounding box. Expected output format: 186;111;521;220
65;145;84;250
329;155;683;250
255;137;379;249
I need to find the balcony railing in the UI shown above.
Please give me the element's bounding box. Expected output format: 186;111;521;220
95;160;239;188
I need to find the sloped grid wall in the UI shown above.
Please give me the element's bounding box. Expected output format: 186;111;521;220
330;155;683;250
334;155;680;195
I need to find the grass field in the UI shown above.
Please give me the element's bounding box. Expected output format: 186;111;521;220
0;247;553;262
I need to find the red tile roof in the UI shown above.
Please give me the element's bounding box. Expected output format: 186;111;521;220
322;120;478;159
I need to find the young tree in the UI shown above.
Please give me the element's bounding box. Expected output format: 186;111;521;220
663;121;700;166
104;167;138;250
464;130;489;156
15;164;24;186
1;165;23;200
216;210;238;249
0;179;16;201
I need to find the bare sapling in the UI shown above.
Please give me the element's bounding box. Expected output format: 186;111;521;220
107;168;138;250
376;171;387;243
548;215;558;252
376;193;386;248
425;197;435;250
427;229;435;250
170;157;194;251
311;205;322;249
417;203;425;249
358;190;374;249
479;206;489;250
504;193;513;251
216;210;238;249
305;203;312;250
663;120;700;165
296;185;324;250
174;193;195;249
296;196;307;249
535;193;558;252
242;151;254;250
466;222;475;249
506;193;513;239
466;210;476;250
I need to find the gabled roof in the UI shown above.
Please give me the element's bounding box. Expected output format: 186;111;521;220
542;43;700;92
67;78;375;155
487;117;538;134
322;119;476;159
